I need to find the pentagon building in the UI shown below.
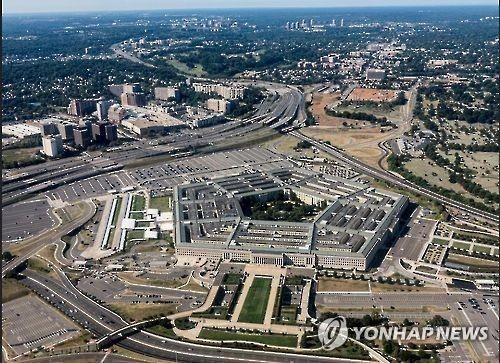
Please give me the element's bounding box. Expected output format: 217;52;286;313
173;168;408;271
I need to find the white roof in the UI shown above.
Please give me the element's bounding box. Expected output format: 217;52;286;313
147;208;159;217
144;229;158;239
121;218;136;230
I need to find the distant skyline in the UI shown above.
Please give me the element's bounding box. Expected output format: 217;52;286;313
2;0;497;14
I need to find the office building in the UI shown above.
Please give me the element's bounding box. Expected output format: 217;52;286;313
104;124;118;142
67;99;98;116
121;92;147;107
108;104;126;123
193;83;247;99
40;122;58;136
206;98;235;114
109;83;142;97
57;123;75;141
73;126;92;148
154;87;181;102
42;134;63;157
97;100;113;121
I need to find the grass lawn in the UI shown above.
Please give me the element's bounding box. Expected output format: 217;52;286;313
238;277;272;324
198;328;297;348
222;273;243;285
126;230;144;241
108;302;177;322
2;147;44;166
166;59;206;76
473;245;493;254
317;278;369;292
432;238;450;246
2;278;31;303
280;305;298;323
129;211;144;219
149;196;172;212
452;241;470;250
131;194;146;211
111;197;123;225
146;323;176;338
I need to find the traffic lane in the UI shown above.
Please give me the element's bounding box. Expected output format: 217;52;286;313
22;271;368;363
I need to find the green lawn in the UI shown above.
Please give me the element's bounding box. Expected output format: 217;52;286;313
149;196;172;212
131;194;146;211
473;245;493;255
111;197;123;225
222;273;243;285
126;230;144;241
129;211;144;219
166;59;206;76
452;241;470;250
198;328;297;347
238;277;272;324
432;238;449;246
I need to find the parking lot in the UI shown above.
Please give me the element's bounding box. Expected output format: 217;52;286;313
46;147;291;203
2;295;80;356
1;199;56;242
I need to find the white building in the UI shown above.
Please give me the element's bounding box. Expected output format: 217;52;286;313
97;100;114;121
42;134;63;157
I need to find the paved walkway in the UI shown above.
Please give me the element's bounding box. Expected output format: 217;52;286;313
230;273;254;323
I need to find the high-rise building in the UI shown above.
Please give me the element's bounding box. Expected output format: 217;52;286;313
73;126;92;148
67;99;98;116
108;104;126;123
340;18;344;27
121;92;147;107
154;87;181;102
104;124;118;142
40;122;58;136
42;134;63;157
91;122;108;143
109;83;142;97
206;98;235;114
97;100;113;121
57;123;74;141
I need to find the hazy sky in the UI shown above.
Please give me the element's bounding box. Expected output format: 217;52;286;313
3;0;497;14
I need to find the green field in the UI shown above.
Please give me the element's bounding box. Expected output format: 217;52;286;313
222;273;243;285
131;194;146;211
111;197;123;225
149;196;172;212
166;58;206;76
432;238;449;246
198;328;297;347
452;241;470;250
238;277;272;324
473;245;493;254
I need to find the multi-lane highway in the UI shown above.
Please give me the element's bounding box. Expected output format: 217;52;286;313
21;267;372;363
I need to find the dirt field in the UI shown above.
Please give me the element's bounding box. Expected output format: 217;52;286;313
347;88;397;102
309;92;368;128
305;91;410;168
302;126;395;166
317;278;370;292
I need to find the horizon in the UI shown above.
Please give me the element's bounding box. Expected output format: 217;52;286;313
2;0;497;15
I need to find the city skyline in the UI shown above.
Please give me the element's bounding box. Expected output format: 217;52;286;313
3;0;497;14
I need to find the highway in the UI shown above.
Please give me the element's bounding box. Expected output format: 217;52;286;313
289;131;498;224
20;268;374;363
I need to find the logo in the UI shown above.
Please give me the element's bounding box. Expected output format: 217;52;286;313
318;316;348;350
